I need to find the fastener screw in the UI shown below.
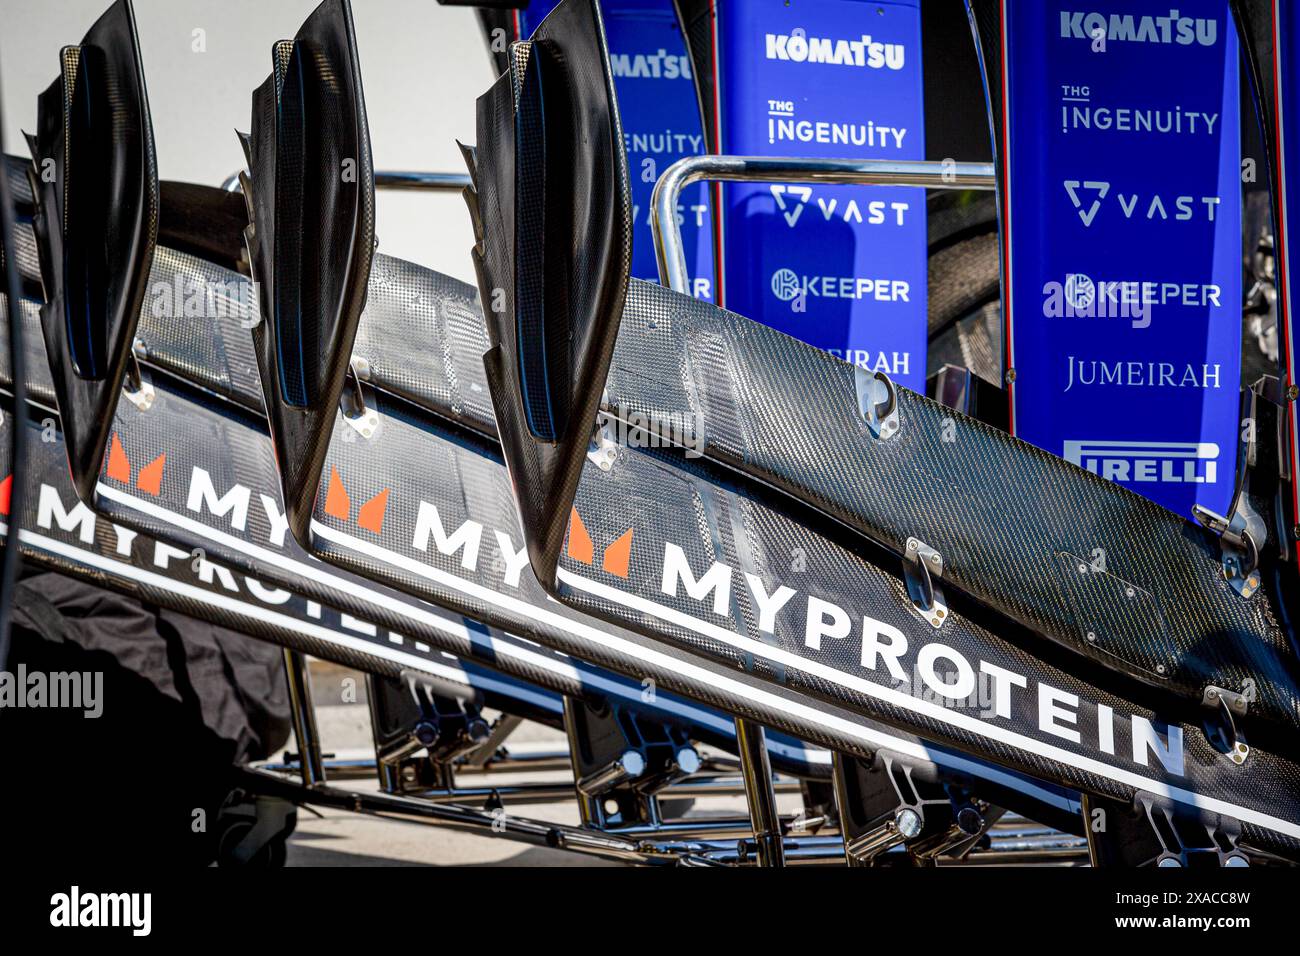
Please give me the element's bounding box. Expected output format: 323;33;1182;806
894;808;923;840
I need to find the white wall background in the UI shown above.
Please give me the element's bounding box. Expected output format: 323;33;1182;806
0;0;493;285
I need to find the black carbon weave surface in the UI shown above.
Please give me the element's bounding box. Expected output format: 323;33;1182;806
355;254;495;437
7;266;830;779
0;293;55;406
556;445;1300;858
0;217;43;295
0;390;588;726
99;390;854;778
124;242;495;439
598;277;1300;738
28;0;158;501
4;154;33;213
133;246;262;410
87;368;838;772
242;0;375;543
258;263;1298;848
0;229;840;773
470;0;633;583
514;42;553;439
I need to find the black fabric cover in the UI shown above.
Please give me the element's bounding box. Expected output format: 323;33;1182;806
1;571;289;865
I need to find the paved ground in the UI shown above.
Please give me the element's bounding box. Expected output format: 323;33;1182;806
279;662;792;866
284;701;621;866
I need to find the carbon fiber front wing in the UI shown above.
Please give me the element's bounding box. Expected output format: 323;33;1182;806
460;0;1300;857
0;278;835;776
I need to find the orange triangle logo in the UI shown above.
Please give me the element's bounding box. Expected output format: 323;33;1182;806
567;508;634;578
357;488;389;534
320;466;390;534
602;527;633;578
106;434;131;484
323;466;351;520
135;453;165;496
567;507;594;564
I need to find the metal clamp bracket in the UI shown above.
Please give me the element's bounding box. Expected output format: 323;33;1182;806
857;369;899;441
340;356;381;439
1192;389;1271;599
1193;497;1266;602
587;392;618;472
903;537;947;629
121;338;155;412
1202;685;1251;766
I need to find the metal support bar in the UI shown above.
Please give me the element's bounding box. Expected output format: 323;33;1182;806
461;750;573;774
463;713;524;768
237;762;1080;866
222;169;472;193
650;155;996;295
562;696;603;828
362;673;405;792
734;718;785;867
237;764;688;866
282;649;325;787
371;171;474;192
238;763;845;866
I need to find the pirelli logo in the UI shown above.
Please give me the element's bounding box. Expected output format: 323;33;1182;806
1063;439;1218;485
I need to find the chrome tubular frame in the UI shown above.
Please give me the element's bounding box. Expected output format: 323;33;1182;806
650;156;997;295
221;169;472;193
